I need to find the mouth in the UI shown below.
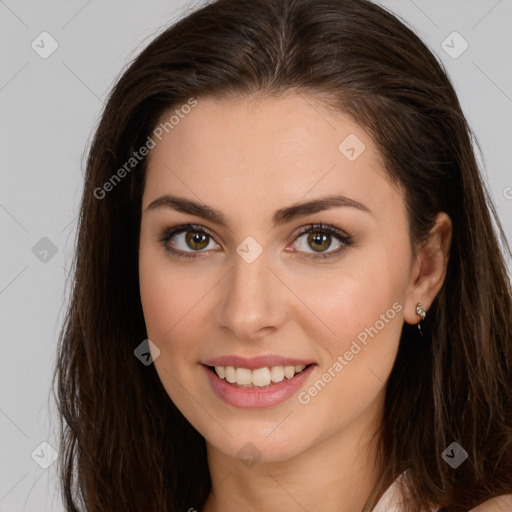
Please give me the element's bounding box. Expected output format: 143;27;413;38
206;363;315;388
202;361;317;408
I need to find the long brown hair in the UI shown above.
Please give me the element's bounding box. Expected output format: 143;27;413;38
52;0;512;510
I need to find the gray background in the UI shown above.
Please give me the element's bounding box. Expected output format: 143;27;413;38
1;1;511;510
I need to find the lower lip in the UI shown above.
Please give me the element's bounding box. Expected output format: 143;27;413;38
203;364;316;408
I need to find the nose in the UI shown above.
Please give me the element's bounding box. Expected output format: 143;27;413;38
215;248;287;342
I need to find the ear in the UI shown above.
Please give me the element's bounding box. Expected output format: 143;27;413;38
404;212;453;326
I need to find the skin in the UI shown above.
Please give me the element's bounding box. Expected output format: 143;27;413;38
138;93;453;511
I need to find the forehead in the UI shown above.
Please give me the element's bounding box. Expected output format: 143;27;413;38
142;93;402;224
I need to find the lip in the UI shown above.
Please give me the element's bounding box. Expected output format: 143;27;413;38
203;362;316;409
203;354;315;370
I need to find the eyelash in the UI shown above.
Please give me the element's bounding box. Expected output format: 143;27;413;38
158;223;353;261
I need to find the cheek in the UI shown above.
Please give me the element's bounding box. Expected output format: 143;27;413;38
290;244;407;405
138;252;201;408
138;245;193;371
138;246;221;382
139;243;204;342
292;246;407;348
138;257;227;447
139;260;175;341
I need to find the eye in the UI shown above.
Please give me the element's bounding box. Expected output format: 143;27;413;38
290;223;353;260
158;222;353;260
159;224;220;259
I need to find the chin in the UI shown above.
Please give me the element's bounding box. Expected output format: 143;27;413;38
210;433;310;464
198;415;323;464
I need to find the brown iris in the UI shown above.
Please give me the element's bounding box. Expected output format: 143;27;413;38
186;231;209;251
308;232;332;252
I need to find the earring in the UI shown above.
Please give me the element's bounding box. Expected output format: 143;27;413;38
416;303;426;335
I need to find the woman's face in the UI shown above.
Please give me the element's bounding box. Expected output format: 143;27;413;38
139;93;420;463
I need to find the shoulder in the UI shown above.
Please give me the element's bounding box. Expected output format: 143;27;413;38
468;495;512;511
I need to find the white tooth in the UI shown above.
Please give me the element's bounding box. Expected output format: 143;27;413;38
235;368;252;385
295;365;306;373
252;367;271;387
215;366;226;379
270;366;285;383
284;365;296;379
225;366;236;383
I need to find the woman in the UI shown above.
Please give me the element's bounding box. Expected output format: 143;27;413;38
53;0;512;510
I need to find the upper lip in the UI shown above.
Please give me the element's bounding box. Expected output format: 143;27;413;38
203;355;315;369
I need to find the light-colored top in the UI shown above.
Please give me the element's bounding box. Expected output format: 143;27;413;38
371;472;512;512
371;472;407;512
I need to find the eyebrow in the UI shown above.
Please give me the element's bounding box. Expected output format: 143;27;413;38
145;193;372;227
